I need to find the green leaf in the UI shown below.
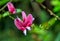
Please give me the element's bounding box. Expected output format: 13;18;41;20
53;6;60;12
39;17;57;30
0;0;9;6
16;9;22;13
51;1;60;6
51;0;60;12
2;12;10;18
31;24;47;35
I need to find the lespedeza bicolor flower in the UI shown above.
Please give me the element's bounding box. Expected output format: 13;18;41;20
14;11;34;35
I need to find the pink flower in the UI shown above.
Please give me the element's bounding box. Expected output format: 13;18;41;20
7;2;16;14
14;11;34;35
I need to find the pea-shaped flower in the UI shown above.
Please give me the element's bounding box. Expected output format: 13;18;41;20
7;2;16;14
14;11;34;35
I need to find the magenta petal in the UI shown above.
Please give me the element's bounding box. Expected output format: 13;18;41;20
22;11;27;21
22;11;27;26
7;2;16;14
27;14;34;26
14;17;25;31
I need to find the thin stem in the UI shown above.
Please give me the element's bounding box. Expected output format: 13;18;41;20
0;0;12;12
9;15;14;20
40;4;60;20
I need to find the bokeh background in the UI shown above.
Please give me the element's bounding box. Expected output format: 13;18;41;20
0;0;60;41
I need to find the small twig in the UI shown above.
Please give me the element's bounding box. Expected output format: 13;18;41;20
0;4;6;12
0;0;12;12
40;4;60;20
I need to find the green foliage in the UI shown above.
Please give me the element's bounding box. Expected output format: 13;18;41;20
31;23;54;41
31;17;57;34
2;12;10;18
31;17;57;41
36;0;44;3
55;32;60;41
51;0;60;12
0;0;9;6
31;1;49;23
39;17;57;30
0;0;60;41
16;9;22;13
54;23;60;32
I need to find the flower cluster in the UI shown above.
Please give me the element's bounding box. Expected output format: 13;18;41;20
7;2;34;35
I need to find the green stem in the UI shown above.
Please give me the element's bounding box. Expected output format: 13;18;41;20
40;4;60;20
9;15;14;20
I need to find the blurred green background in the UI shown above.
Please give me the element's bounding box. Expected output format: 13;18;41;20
0;0;60;41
